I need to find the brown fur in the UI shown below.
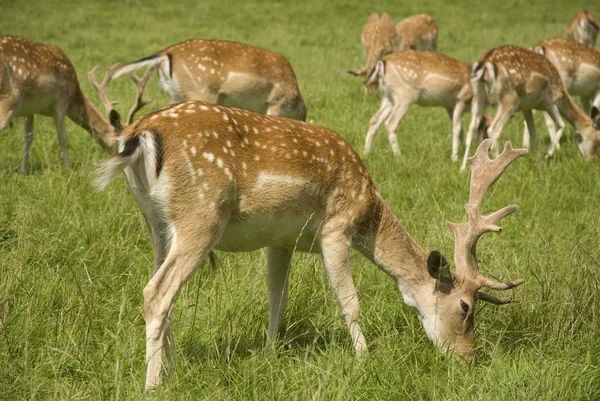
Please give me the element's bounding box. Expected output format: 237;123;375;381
395;14;438;51
566;10;599;48
0;35;116;172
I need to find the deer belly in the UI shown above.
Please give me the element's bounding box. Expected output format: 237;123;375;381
215;213;320;253
570;65;600;97
217;72;272;113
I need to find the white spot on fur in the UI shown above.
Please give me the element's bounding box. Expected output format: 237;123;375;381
203;152;214;162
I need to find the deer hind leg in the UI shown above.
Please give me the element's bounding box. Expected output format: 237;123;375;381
461;94;486;171
364;96;393;155
448;101;466;161
143;217;226;391
320;230;366;356
265;247;293;352
486;97;518;157
522;110;536;156
542;104;565;159
384;97;415;157
21;116;34;174
53;106;70;169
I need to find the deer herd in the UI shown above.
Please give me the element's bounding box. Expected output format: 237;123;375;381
1;7;599;391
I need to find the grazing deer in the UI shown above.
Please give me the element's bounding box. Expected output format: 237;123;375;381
462;45;600;171
97;100;526;390
533;38;600;112
110;39;306;121
348;12;399;94
566;10;599;48
0;35;118;173
363;50;489;159
396;14;438;52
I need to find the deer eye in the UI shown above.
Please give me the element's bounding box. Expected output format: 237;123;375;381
460;300;470;314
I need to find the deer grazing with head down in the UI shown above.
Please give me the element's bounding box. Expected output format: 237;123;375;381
348;12;399;94
97;99;526;390
566;10;599;48
462;45;600;171
0;35;118;173
363;50;489;158
109;39;306;121
395;14;438;52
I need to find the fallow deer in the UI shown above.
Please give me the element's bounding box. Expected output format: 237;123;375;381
348;12;399;94
110;39;306;121
396;14;438;52
566;10;599;48
533;38;600;112
97;100;526;390
363;50;489;159
0;35;118;173
462;45;600;171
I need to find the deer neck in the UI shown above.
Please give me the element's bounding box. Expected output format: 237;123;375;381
67;90;117;152
557;89;592;132
361;201;431;307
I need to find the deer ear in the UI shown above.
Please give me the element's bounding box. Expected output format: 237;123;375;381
591;106;600;129
109;109;123;131
427;250;453;282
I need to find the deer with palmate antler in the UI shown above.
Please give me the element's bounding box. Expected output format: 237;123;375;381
462;45;600;171
97;98;527;390
363;50;490;159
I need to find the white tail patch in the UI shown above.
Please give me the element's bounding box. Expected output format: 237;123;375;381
95;139;141;190
113;55;168;79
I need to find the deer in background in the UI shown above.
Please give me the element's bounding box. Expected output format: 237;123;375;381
396;14;438;52
348;12;399;94
0;35;118;173
110;39;307;121
97;98;526;390
567;10;599;48
462;45;600;171
363;50;489;159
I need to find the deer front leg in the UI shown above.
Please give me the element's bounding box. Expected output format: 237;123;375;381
53;106;70;169
523;110;536;156
543;104;565;159
321;231;367;356
449;101;466;161
21;116;34;174
265;247;293;352
364;97;393;155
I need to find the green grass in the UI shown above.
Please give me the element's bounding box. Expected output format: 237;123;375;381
1;0;600;399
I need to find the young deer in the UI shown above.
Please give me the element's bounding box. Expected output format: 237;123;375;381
363;50;489;159
462;45;600;171
0;35;117;173
396;14;438;52
566;10;599;48
97;101;526;390
348;12;399;94
110;39;306;121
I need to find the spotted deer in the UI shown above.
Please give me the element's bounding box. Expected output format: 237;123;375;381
462;45;600;171
97;100;526;390
396;14;438;52
348;12;399;94
566;10;599;48
533;38;600;112
0;35;118;173
363;50;490;159
110;39;306;121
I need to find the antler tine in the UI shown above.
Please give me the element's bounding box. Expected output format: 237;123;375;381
88;62;122;113
126;66;154;125
446;139;527;288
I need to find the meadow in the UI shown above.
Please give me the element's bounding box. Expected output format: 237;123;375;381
1;0;600;399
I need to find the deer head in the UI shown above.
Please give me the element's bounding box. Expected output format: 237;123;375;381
416;139;527;361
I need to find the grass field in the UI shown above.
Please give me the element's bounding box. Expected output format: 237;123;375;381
1;0;600;399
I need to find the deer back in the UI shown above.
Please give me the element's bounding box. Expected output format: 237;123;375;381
395;14;438;51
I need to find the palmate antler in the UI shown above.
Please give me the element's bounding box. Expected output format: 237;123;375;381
446;139;528;304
